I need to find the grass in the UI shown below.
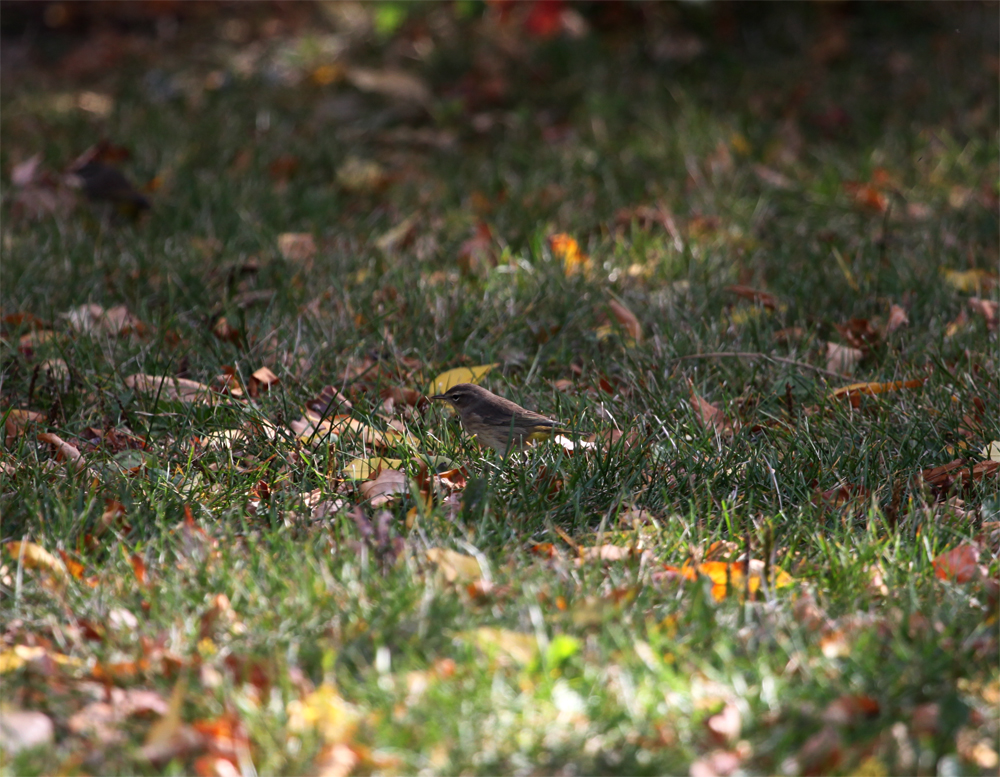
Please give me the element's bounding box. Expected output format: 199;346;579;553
1;3;998;775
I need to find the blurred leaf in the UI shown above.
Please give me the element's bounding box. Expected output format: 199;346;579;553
425;548;482;584
933;543;981;584
831;378;925;409
4;541;70;584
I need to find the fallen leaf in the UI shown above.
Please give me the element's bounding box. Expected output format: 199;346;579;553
753;164;794;189
37;432;86;472
125;374;214;404
726;285;780;311
921;459;999;498
844;179;888;212
945;308;970;338
831;379;925;408
359;468;408;507
825;342;863;376
660;559;793;602
141;679;204;765
250;366;279;390
689;383;736;436
4;409;45;443
705;702;742;745
822;695;880;726
277;233;317;266
943;268;997;293
457;627;536;665
0;709;54;755
345;67;431;105
4;541;69;583
968;297;998;329
286;682;360;744
428;364;498;396
425;548;482;584
335;156;387;193
608;298;642;344
343;457;403;481
577;545;646;563
885;303;909;334
933;543;980;583
549;233;591;277
834;318;879;349
61;304;143;336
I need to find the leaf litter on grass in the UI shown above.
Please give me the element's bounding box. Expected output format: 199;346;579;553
2;3;999;775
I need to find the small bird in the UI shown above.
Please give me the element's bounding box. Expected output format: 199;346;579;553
430;383;569;455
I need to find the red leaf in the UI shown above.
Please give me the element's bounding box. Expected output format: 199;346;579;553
933;543;980;584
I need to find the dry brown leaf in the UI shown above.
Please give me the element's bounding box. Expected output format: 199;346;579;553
726;285;779;311
833;318;879;349
4;409;45;443
608;298;642;344
251;366;279;390
61;304;143;336
359;469;408;507
345;67;431;105
885;303;909;334
689;383;736;436
277;233;317;266
125;374;214;404
37;432;86;472
921;459;1000;498
968;297;998;329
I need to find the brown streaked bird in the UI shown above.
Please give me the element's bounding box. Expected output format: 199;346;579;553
430;383;569;455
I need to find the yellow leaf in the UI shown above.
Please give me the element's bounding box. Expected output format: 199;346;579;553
549;233;592;278
425;548;482;583
984;442;1000;462
5;541;69;583
458;627;537;665
428;364;498;396
343;457;403;480
0;645;83;673
831;379;926;408
287;682;360;744
943;268;998;293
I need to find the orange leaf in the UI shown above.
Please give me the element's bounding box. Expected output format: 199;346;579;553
549;233;591;277
831;379;925;408
933;544;980;583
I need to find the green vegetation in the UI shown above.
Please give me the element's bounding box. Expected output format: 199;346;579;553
1;4;997;775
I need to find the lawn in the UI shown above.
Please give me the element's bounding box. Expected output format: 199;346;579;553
1;2;998;775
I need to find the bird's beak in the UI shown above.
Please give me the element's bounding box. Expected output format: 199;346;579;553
429;394;448;403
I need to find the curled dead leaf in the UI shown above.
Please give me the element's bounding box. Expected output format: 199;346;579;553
125;374;214;404
608;298;642;344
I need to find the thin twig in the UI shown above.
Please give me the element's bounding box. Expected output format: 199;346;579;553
671;351;849;381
